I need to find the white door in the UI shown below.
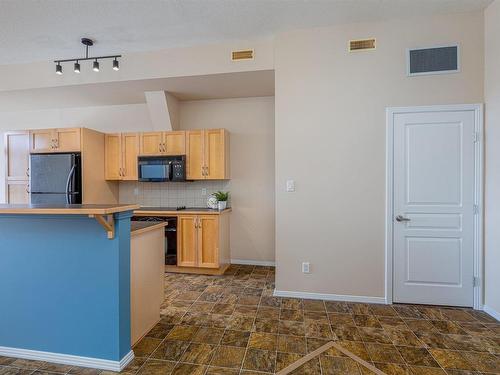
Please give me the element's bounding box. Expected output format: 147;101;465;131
393;109;476;307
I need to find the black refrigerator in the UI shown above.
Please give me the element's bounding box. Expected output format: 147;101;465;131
30;153;82;204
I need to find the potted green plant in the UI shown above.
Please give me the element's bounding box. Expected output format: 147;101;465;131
213;191;229;210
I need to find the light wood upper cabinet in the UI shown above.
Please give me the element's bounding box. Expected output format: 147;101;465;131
5;132;30;180
105;133;139;181
139;131;186;156
122;133;139;180
105;134;122;180
186;129;230;180
140;132;163;155
186;130;204;180
177;215;198;267
29;128;81;153
29;129;54;153
164;131;186;155
55;128;81;152
197;215;219;268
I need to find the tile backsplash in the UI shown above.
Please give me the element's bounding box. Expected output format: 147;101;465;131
119;181;231;208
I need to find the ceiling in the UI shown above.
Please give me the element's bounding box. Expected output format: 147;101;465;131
0;70;275;111
0;0;492;66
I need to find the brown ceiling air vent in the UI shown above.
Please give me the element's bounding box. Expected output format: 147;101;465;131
349;38;376;52
231;49;254;61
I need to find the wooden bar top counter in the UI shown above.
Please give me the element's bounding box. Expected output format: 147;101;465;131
0;204;140;215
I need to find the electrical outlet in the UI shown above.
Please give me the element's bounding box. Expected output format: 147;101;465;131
302;262;310;273
133;188;139;196
201;188;207;196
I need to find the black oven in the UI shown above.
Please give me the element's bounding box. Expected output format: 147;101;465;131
138;155;186;182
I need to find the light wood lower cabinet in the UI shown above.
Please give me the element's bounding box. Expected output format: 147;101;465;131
6;181;30;204
177;213;230;269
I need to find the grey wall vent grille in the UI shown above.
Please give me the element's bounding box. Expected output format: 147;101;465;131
407;45;459;76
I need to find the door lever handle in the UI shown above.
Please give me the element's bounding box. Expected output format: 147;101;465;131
396;215;411;222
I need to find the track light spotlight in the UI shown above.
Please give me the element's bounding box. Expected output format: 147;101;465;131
56;63;62;75
74;61;80;73
113;58;119;71
93;59;99;72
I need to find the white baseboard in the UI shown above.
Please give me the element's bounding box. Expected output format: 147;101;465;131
231;259;275;267
0;346;135;372
483;305;500;321
273;289;387;304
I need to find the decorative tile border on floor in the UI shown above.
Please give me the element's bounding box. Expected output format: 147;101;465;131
276;341;388;375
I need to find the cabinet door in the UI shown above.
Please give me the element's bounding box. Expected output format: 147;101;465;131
122;133;139;180
164;131;186;155
7;181;30;204
205;129;227;180
30;129;55;153
105;134;122;180
186;130;204;180
140;132;163;155
197;216;219;268
177;215;198;267
5;132;30;180
55;128;81;152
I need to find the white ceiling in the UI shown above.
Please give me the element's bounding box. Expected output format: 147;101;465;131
0;0;492;66
0;71;275;111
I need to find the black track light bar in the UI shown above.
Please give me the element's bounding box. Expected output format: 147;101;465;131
54;38;121;74
54;55;121;64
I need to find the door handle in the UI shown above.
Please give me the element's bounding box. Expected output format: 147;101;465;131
396;215;411;222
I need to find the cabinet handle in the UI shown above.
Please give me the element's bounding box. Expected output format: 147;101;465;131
122;168;126;177
162;142;166;153
26;168;29;177
205;165;209;177
26;186;30;194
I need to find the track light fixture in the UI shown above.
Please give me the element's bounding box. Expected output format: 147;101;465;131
54;38;121;75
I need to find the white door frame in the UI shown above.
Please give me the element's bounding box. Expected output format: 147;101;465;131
385;104;484;309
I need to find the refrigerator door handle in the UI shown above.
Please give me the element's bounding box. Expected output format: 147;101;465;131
65;164;76;204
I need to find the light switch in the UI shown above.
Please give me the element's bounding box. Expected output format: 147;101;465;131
286;180;295;192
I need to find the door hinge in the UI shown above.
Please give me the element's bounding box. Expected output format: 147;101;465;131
473;132;480;143
473;276;480;287
473;204;479;215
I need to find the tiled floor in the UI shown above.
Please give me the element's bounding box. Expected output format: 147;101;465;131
1;265;498;375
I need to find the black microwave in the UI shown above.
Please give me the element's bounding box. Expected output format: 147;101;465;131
138;156;186;182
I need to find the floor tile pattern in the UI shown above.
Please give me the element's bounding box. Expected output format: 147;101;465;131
0;265;498;374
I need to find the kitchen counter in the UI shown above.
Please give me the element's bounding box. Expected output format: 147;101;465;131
0;204;137;370
135;206;232;216
0;203;139;215
131;221;167;237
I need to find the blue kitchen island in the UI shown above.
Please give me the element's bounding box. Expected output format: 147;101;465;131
0;204;140;371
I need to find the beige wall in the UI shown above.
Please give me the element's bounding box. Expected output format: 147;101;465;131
274;12;485;298
179;97;275;263
484;0;500;315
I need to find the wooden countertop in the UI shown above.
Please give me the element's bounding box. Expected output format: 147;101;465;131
0;204;140;215
131;221;168;237
134;207;232;216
